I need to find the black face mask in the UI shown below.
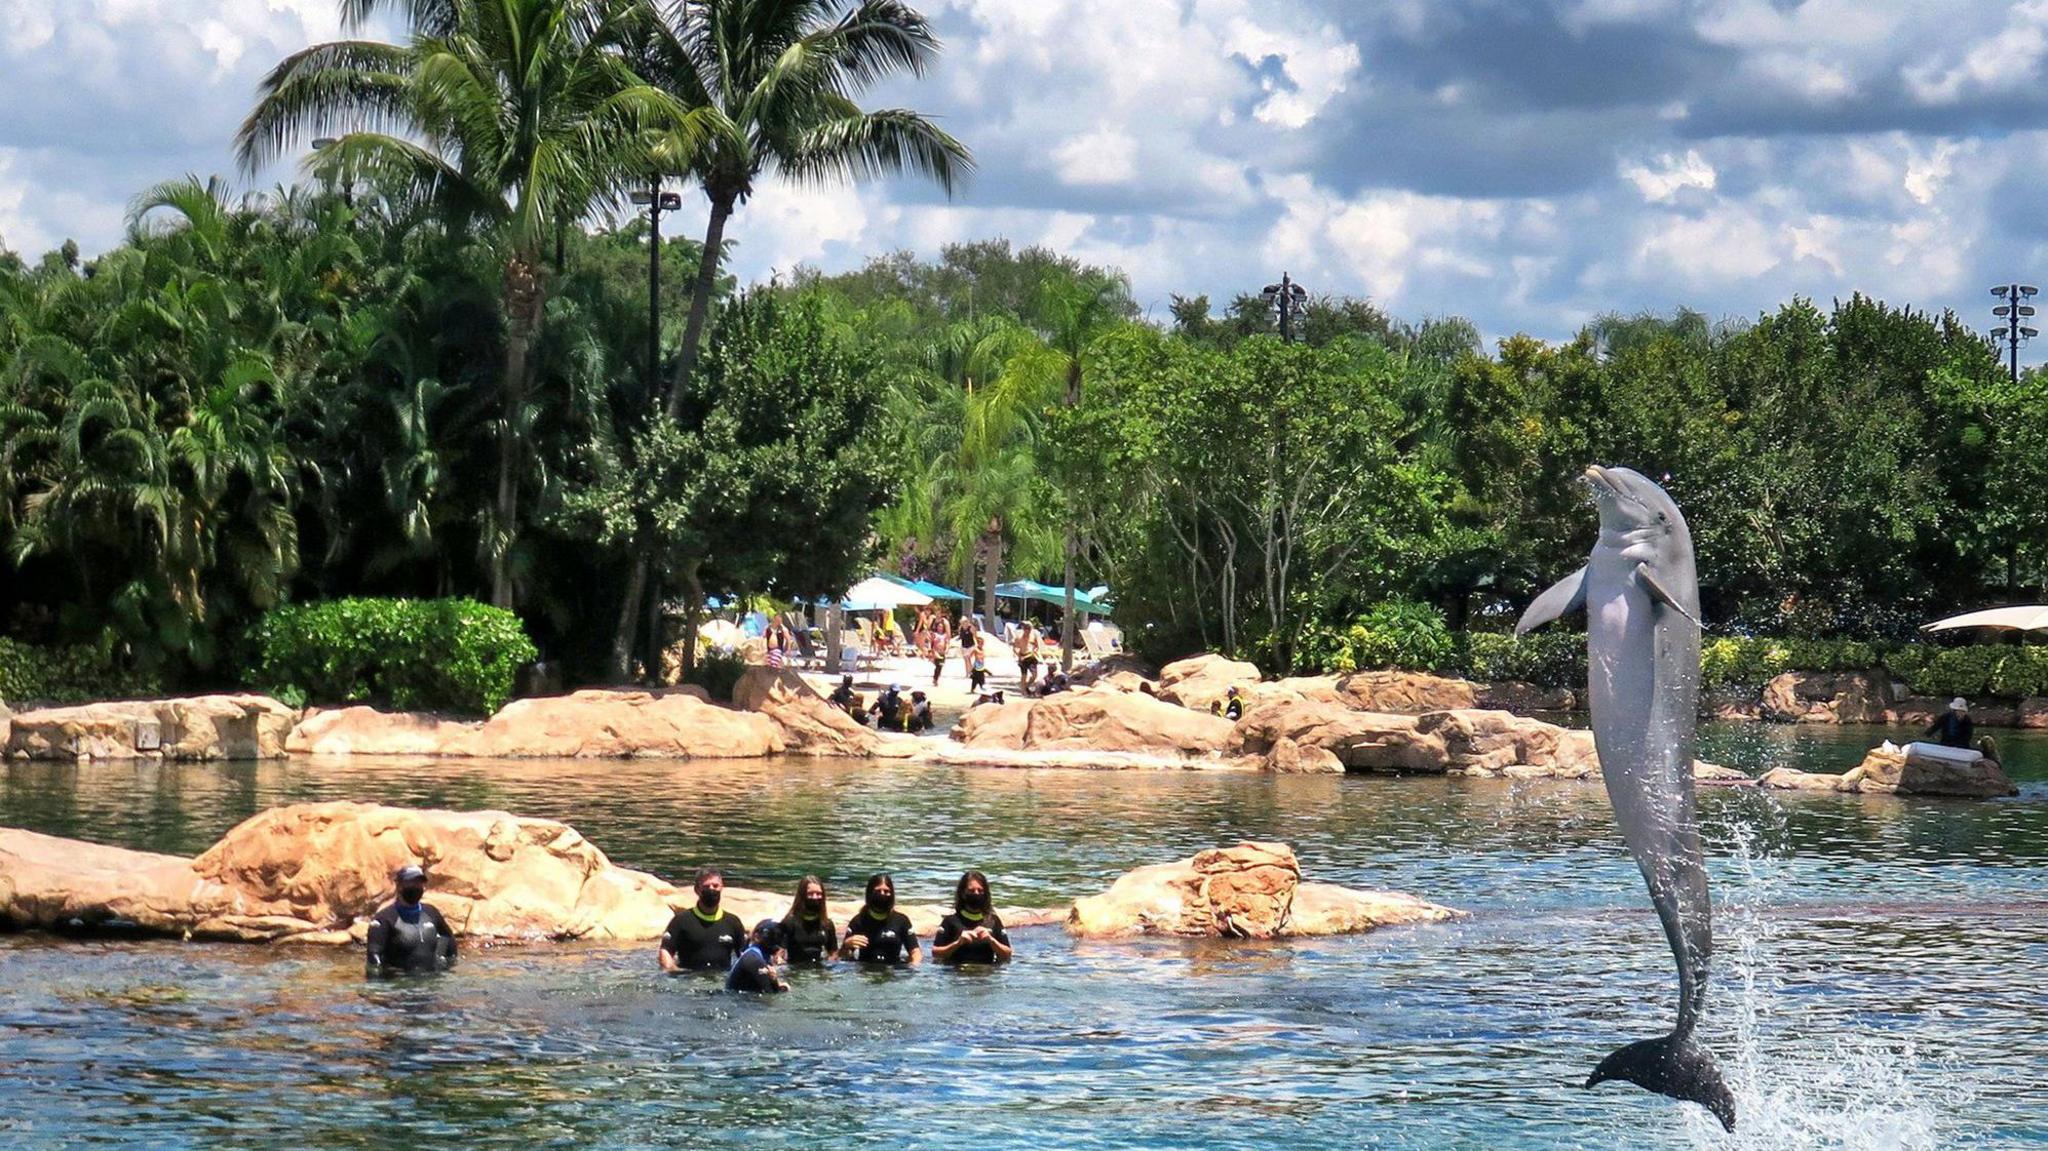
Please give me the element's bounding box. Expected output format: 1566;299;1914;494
399;886;425;905
869;893;895;914
965;889;988;911
698;889;722;911
803;896;825;915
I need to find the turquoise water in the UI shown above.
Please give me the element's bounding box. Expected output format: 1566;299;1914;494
2;723;2046;1148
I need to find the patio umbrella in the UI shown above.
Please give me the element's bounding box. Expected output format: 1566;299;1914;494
879;573;970;601
840;576;933;611
1923;605;2048;633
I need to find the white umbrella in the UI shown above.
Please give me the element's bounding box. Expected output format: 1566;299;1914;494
840;576;932;611
699;619;745;648
1923;605;2048;633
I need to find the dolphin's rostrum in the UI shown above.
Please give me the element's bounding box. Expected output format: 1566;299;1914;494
1516;465;1735;1132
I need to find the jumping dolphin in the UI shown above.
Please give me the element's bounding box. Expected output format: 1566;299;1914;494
1516;464;1735;1132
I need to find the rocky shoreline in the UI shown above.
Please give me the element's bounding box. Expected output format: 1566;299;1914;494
0;801;1449;946
0;656;2022;798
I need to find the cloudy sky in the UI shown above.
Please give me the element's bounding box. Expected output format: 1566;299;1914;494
6;0;2048;342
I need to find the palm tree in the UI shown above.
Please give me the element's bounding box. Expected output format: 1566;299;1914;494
236;0;704;608
644;0;974;418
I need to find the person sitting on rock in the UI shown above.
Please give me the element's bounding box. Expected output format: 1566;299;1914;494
974;689;1007;707
659;866;748;973
828;675;867;725
365;864;457;978
1223;685;1245;722
840;873;920;965
1927;697;1974;749
868;684;908;731
726;920;790;993
906;691;934;733
931;869;1012;966
779;875;838;965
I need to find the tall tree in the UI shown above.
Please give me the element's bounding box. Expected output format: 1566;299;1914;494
236;0;702;608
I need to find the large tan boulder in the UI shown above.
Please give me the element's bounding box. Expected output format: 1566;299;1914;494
951;689;1234;760
1335;670;1478;713
0;828;237;936
1066;841;1457;938
1761;672;1889;724
286;690;784;759
731;667;915;758
1069;654;1158;693
1419;709;1601;779
1263;736;1344;775
1156;653;1263;712
1851;745;2017;798
1757;766;1858;793
1228;697;1446;771
191;802;683;941
8;695;297;761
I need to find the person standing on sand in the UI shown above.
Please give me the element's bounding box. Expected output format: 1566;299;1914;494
929;614;952;686
1013;620;1040;692
959;619;979;680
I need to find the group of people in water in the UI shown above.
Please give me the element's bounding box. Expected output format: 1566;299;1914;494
366;864;1010;993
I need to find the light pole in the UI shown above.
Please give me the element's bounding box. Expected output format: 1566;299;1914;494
1992;283;2038;386
1262;272;1308;342
629;180;684;395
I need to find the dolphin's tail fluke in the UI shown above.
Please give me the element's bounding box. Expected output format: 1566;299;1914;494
1585;1034;1736;1131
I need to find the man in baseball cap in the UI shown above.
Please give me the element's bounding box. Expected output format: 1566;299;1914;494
365;863;457;977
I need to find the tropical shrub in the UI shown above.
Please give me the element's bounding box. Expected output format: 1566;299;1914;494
1307;600;1458;675
683;644;750;703
1459;631;1587;689
0;638;162;704
249;598;537;716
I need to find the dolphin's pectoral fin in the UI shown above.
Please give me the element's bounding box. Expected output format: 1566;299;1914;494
1516;566;1588;635
1586;1034;1736;1132
1633;564;1701;630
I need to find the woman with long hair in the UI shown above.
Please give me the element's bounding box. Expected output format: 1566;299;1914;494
840;872;920;964
779;875;838;964
931;869;1012;965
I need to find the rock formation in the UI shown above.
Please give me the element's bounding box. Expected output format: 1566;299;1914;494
0;801;1060;944
948;688;1236;765
1759;743;2017;798
1155;653;1263;712
7;695;298;761
1065;841;1457;938
730;667;917;758
287;689;785;759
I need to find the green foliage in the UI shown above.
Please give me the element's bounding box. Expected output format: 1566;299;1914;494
250;597;536;715
0;638;161;704
682;643;749;703
1303;600;1457;675
1458;631;1587;689
1700;637;1885;690
1892;644;2048;700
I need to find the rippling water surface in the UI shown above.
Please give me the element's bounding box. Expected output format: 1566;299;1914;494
3;723;2046;1149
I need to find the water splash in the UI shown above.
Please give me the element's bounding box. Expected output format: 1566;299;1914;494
1689;817;1973;1149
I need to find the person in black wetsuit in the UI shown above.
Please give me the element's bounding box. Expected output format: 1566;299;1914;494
779;875;838;964
931;869;1012;966
658;866;748;972
1927;698;1974;749
726;920;789;993
828;675;866;724
839;872;920;965
365;864;456;978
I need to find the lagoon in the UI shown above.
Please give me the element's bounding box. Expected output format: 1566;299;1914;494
2;724;2045;1148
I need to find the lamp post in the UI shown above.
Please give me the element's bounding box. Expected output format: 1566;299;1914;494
1992;283;2038;386
1262;272;1309;342
629;180;684;394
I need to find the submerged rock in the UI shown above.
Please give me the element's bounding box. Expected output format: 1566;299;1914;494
7;695;298;761
1758;743;2017;798
1065;841;1458;939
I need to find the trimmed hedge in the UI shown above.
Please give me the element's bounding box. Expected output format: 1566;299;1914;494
249;597;537;716
0;638;162;704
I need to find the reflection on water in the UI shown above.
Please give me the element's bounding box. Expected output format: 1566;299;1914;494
2;722;2047;1148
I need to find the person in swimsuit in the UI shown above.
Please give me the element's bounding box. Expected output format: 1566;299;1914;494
931;869;1012;965
839;873;920;965
658;866;748;973
778;875;838;965
726;920;790;993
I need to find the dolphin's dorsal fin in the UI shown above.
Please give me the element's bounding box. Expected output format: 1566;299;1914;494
1516;566;1588;635
1634;564;1701;630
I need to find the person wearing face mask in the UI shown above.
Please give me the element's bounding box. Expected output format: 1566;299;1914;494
778;875;838;964
658;866;748;973
931;870;1012;965
365;864;457;978
839;872;920;965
